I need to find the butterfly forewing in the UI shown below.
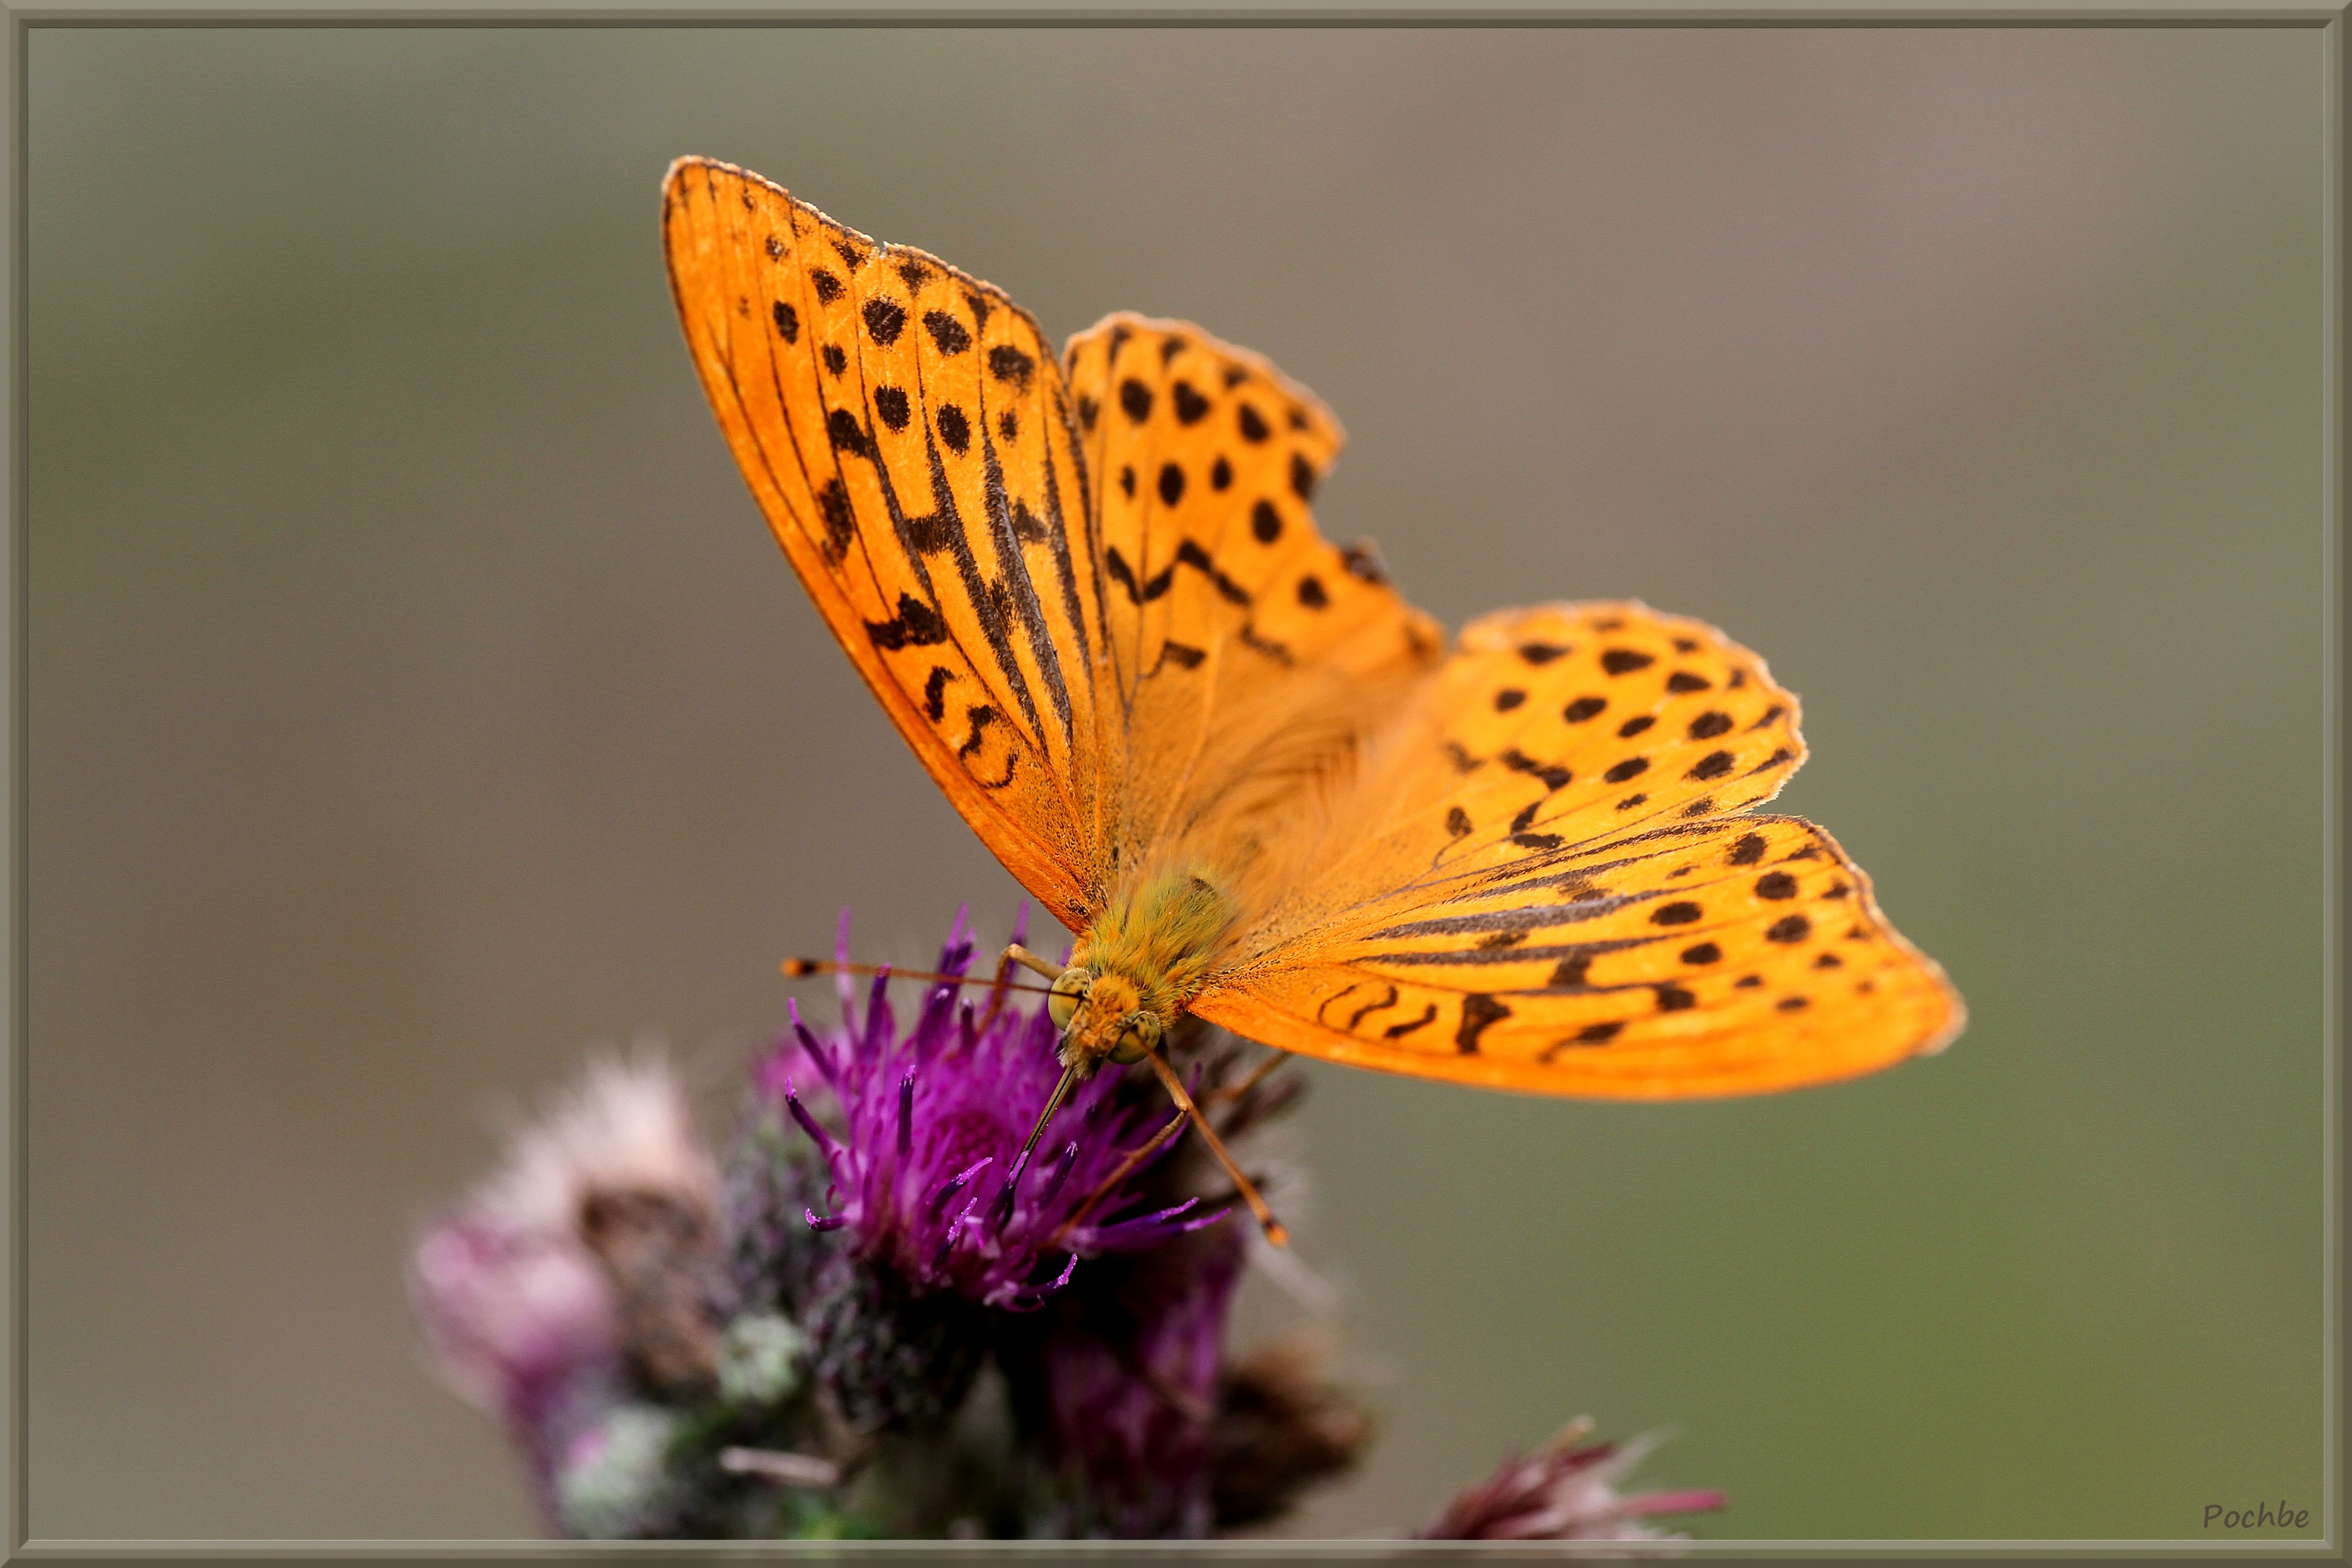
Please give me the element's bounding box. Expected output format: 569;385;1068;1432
1062;316;1443;872
1192;604;1962;1096
663;158;1106;924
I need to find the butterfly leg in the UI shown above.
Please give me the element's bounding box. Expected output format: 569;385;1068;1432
1146;1050;1290;1248
1047;1108;1190;1247
1000;943;1067;982
1206;1048;1289;1108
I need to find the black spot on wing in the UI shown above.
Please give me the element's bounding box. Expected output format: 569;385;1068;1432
862;297;907;346
1547;953;1592;989
1345;986;1399;1029
987;344;1035;390
1456;994;1511;1054
866;591;948;650
922;310;971;354
826;407;869;456
1007;499;1050;544
1174;539;1251;605
1687;750;1735;780
1382;1005;1438;1040
1499;750;1570;790
1105;546;1142;605
1152;641;1207;673
955;704;997;759
817;478;855;563
936;404;971;454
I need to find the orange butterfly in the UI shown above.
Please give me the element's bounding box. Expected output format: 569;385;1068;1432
661;157;1963;1239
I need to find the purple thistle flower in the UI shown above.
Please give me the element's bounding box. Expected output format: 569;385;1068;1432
1027;1225;1250;1539
760;906;1229;1313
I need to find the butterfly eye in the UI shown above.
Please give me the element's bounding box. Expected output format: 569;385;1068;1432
1047;968;1092;1033
1107;1011;1164;1065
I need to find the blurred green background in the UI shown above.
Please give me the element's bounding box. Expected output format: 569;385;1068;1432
24;24;2325;1542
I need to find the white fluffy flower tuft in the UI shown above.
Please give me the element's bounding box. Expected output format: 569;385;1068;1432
482;1046;720;1239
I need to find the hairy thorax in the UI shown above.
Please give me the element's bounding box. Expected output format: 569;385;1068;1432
1054;869;1241;1073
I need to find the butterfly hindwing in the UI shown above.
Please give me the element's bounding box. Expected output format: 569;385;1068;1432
663;158;1106;924
1192;604;1963;1097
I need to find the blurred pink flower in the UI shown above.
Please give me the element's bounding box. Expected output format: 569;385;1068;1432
1420;1421;1726;1542
409;1050;720;1518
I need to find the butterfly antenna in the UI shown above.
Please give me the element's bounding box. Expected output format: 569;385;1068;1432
1147;1050;1289;1247
781;957;1056;997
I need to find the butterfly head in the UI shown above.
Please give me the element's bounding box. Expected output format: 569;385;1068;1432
1047;967;1163;1071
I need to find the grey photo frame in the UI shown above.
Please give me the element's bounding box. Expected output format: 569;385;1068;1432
2;5;2339;1559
